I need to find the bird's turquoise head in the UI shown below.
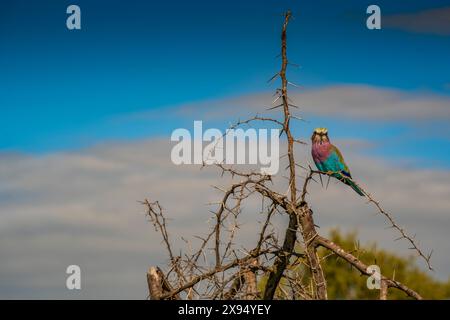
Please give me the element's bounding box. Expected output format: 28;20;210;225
312;127;329;144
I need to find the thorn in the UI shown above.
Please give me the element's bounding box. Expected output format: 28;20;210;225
267;72;280;83
326;176;331;189
288;62;301;68
294;139;307;145
267;104;284;110
272;95;281;104
288;81;302;88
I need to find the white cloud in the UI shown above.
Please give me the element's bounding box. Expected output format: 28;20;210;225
124;85;450;123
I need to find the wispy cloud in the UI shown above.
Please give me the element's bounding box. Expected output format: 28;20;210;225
123;85;450;123
384;6;450;36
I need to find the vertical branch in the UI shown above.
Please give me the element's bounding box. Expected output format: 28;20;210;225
147;266;180;300
263;212;298;299
264;11;298;300
280;10;297;206
299;205;327;299
263;10;328;300
263;10;300;301
147;267;163;299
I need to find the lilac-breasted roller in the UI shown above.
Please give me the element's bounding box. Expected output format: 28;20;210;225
311;128;364;196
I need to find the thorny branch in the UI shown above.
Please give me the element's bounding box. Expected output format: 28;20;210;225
143;11;430;300
307;169;433;271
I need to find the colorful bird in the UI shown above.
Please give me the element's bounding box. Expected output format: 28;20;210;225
311;128;364;196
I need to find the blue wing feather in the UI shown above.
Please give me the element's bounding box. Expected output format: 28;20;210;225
314;145;364;196
322;150;346;173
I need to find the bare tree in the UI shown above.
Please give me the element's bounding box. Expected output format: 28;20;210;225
143;11;432;300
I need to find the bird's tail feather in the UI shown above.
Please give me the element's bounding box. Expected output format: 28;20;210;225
346;179;365;196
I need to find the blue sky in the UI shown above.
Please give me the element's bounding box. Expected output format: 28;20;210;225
1;0;450;164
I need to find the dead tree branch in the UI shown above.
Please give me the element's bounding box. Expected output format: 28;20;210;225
316;235;422;300
308;169;433;271
143;10;429;301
